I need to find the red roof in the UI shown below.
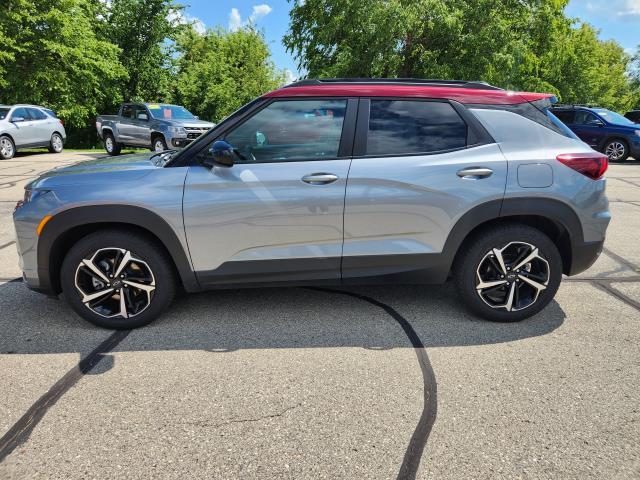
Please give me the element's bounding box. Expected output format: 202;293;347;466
264;84;553;105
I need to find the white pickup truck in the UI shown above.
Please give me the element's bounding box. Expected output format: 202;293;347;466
96;103;214;155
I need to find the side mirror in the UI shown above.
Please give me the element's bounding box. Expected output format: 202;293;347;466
137;113;149;121
588;119;604;127
11;116;25;123
194;115;199;120
204;140;236;168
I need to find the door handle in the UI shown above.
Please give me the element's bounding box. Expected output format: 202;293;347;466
457;167;493;179
301;173;339;185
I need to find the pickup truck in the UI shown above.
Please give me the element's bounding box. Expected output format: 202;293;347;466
96;103;214;155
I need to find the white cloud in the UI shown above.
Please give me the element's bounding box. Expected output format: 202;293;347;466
249;4;273;22
168;9;207;35
229;4;273;31
283;69;298;85
582;0;640;17
621;0;640;14
228;8;242;32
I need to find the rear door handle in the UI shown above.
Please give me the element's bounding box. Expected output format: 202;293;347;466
457;167;493;179
301;173;339;185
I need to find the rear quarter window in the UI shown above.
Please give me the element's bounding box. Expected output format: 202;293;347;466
366;100;467;156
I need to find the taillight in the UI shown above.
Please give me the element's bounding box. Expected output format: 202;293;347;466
58;118;64;126
556;152;608;180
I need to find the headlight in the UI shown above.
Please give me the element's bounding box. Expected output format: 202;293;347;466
15;188;50;211
167;126;187;136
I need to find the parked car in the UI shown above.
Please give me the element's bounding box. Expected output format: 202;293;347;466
0;104;66;160
14;78;610;329
551;105;640;162
625;110;640;124
96;103;214;155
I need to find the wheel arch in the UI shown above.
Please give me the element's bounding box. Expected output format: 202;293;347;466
38;205;200;294
445;198;584;278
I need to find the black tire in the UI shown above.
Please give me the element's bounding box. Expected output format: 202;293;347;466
453;224;562;322
152;135;168;152
0;135;15;160
48;132;64;153
604;138;629;162
60;230;177;329
104;132;122;156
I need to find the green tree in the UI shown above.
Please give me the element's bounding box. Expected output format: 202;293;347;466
284;0;636;111
104;0;186;102
173;26;284;122
0;0;126;131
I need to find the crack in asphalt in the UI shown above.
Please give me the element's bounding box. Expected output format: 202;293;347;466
306;287;437;480
0;330;131;463
186;403;305;430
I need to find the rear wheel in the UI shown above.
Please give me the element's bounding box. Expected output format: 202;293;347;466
48;133;64;153
454;224;562;322
61;230;176;329
0;135;15;159
104;132;122;156
604;139;629;162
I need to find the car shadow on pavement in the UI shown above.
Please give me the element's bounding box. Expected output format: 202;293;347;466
0;281;566;357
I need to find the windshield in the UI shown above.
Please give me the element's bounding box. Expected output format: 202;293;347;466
0;108;9;120
147;104;196;121
596;109;635;126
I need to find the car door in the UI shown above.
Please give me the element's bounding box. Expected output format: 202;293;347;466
570;110;605;148
118;104;137;144
26;108;52;144
7;107;34;147
183;97;356;286
130;105;152;146
342;98;507;283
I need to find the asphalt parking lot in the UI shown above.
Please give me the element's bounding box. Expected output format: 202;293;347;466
0;152;639;479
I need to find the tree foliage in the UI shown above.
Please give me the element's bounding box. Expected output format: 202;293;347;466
0;0;126;128
173;26;284;122
104;0;185;102
284;0;638;111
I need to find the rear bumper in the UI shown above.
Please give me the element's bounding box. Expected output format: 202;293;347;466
568;239;604;276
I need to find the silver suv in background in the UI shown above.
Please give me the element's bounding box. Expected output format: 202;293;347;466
14;79;610;329
0;105;66;159
96;103;215;155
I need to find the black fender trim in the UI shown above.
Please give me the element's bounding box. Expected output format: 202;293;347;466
37;205;200;294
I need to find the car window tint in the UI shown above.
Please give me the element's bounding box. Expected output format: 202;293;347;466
574;111;597;125
552;110;575;124
224;99;347;163
122;105;134;119
367;100;467;156
11;107;30;121
0;108;9;120
134;106;148;120
27;108;47;120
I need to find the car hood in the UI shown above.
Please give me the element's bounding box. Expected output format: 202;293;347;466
28;152;163;188
157;119;215;129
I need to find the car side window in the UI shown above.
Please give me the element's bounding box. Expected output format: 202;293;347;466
553;111;575;124
122;105;134;119
366;100;467;156
223;99;348;163
11;107;30;121
27;108;47;120
134;106;149;120
574;111;598;125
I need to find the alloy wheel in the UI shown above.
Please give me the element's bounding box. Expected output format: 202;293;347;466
0;138;14;158
74;248;156;319
605;141;626;161
52;134;63;152
475;241;550;312
105;136;113;153
154;139;165;152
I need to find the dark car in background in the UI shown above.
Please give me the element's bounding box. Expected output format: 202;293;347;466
552;105;640;162
625;110;640;124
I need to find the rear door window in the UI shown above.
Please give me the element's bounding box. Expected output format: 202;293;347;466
122;105;134;119
27;108;47;120
366;100;467;156
552;110;575;124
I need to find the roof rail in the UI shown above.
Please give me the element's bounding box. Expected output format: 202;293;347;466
552;103;602;109
284;78;503;90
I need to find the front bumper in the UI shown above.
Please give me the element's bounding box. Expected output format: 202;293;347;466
171;138;194;148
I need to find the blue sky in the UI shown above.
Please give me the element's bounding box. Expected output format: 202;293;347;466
182;0;640;78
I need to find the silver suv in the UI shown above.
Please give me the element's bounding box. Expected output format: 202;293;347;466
13;79;610;329
0;105;66;159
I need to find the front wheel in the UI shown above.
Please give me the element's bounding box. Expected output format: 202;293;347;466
152;136;168;152
61;230;176;329
453;225;562;322
48;133;64;153
604;139;629;162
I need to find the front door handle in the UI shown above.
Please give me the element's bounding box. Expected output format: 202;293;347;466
457;167;494;179
301;173;339;185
